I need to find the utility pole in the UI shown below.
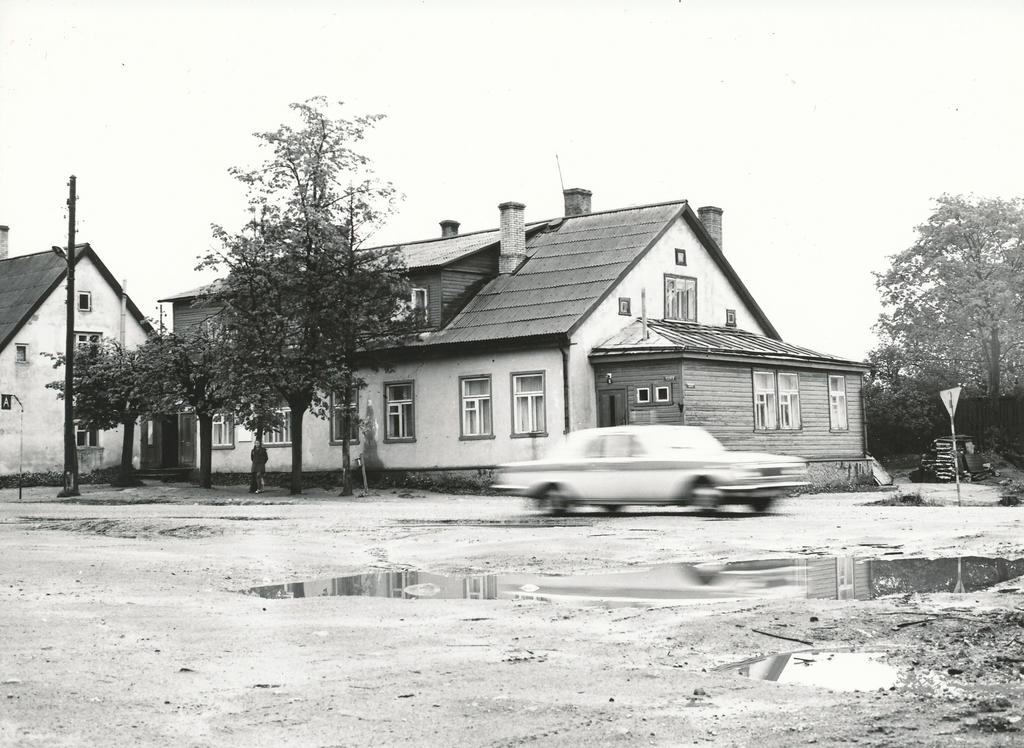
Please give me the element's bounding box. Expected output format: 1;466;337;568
58;175;80;497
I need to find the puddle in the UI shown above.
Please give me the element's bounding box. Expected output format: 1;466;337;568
728;649;901;691
246;555;1024;605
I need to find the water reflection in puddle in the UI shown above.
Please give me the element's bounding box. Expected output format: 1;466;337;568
731;650;901;691
246;555;1024;606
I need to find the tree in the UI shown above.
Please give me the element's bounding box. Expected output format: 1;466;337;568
46;340;148;486
202;98;416;495
141;329;235;489
874;194;1024;399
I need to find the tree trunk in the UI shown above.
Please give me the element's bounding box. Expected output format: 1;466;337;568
113;419;141;487
340;381;353;496
987;328;1001;400
197;412;213;489
289;406;305;495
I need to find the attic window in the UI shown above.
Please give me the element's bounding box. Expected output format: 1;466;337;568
726;309;737;327
411;288;428;321
77;291;92;312
15;344;28;363
618;297;631;316
674;248;687;266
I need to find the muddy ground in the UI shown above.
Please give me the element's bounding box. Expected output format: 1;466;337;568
1;476;1022;747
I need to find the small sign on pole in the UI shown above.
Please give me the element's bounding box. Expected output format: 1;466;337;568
939;386;963;507
0;393;12;410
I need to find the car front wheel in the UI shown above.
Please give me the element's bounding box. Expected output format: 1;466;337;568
748;497;772;512
542;485;571;516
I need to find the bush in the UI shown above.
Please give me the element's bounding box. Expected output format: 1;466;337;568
0;467;122;489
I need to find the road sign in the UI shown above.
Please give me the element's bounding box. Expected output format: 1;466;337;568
939;386;962;417
1;393;11;410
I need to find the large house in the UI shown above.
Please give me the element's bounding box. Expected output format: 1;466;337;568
160;189;870;483
0;227;152;475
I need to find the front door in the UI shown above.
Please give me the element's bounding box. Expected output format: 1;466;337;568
178;413;196;468
597;389;628;428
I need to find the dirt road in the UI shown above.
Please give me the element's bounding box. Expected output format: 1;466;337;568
1;481;1022;746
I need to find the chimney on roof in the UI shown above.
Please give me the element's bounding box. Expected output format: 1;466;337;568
0;225;8;260
697;206;723;249
440;219;460;238
498;201;526;274
563;188;592;217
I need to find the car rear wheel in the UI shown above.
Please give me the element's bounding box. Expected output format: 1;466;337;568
748;498;772;512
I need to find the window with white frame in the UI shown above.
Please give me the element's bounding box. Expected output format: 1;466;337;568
753;371;778;430
77;291;92;312
654;385;672;403
460;376;492;437
76;424;98;447
264;408;292;444
75;332;101;349
635;387;651;404
753;371;802;430
15;344;27;363
829;375;849;430
512;372;545;435
331;391;360;443
664;275;697;322
777;373;801;430
212;413;234;448
385;382;415;440
411;287;428;323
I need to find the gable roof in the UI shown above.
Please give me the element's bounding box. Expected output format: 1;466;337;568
406;200;779;348
0;245;152;351
590;318;867;370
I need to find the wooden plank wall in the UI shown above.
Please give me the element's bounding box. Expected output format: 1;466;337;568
681;359;864;458
592;360;684;426
591;357;865;459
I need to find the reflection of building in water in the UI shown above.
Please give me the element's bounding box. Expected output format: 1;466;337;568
247;556;1024;603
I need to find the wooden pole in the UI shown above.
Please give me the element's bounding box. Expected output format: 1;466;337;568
59;176;80;497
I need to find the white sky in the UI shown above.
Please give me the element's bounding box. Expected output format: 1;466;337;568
2;0;1023;361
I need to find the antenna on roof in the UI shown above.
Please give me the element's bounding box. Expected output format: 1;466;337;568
555;153;565;193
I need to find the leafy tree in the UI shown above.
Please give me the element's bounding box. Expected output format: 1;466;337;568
46;340;148;486
141;329;235;489
874;194;1024;398
863;343;949;457
202;98;416;495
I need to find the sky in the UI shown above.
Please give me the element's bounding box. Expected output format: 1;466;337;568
2;0;1023;361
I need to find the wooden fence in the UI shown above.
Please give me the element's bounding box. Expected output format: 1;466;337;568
955;397;1024;442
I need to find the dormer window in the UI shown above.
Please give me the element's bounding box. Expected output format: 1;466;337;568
411;287;428;323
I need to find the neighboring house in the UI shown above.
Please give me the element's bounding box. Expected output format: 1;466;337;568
0;227;152;475
161;189;870;482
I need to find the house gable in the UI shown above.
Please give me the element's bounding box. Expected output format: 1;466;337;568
0;244;151;352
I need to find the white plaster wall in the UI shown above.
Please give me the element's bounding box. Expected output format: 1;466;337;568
0;256;149;474
205;347;568;473
567;215;771;431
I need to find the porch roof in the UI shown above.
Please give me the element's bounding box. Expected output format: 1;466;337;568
590;319;868;370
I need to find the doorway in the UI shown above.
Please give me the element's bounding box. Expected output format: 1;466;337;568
597;388;628;428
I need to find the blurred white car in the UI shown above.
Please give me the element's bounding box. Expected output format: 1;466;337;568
493;425;808;514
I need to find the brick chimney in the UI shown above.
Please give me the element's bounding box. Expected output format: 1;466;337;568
498;201;526;274
697;206;723;249
440;219;460;238
0;225;8;260
563;188;592;217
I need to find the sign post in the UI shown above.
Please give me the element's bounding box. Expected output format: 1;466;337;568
1;393;25;500
939;386;962;507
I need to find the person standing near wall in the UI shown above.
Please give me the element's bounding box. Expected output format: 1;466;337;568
250;439;268;493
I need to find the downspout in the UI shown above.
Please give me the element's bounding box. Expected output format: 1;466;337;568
560;342;571;434
120;279;127;346
860;374;869;457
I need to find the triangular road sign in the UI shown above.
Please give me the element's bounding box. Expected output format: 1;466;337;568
939;386;962;417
